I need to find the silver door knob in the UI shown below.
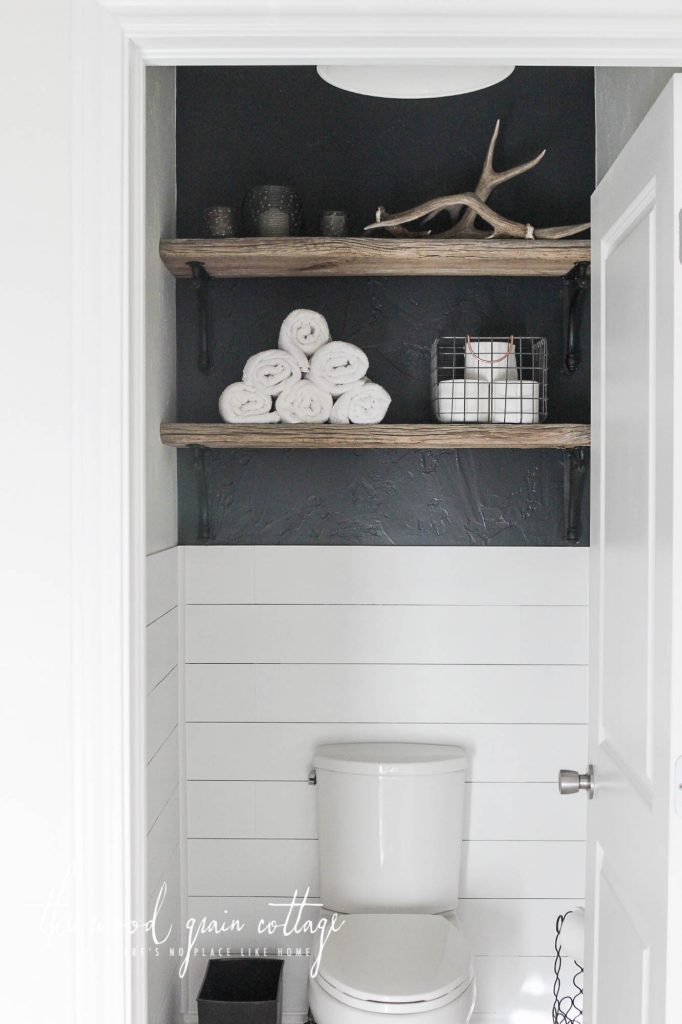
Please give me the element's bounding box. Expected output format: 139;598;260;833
558;765;594;798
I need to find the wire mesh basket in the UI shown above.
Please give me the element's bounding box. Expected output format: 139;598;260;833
431;335;548;424
553;912;583;1024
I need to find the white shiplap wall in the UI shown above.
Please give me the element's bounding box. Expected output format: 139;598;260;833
145;63;179;1024
182;546;589;1024
146;546;181;1024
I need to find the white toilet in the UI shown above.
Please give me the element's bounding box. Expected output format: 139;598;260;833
308;743;475;1024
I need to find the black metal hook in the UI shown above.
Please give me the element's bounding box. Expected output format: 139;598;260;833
564;447;587;545
565;261;590;374
188;260;213;374
192;445;212;543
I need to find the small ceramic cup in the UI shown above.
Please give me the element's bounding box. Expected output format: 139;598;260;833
204;206;237;238
321;210;349;237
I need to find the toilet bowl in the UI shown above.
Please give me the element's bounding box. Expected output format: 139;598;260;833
308;743;475;1024
310;913;474;1024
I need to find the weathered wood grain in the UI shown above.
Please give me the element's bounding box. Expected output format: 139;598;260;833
160;423;591;450
159;237;590;278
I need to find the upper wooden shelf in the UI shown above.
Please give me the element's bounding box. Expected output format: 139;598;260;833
159;237;591;279
160;423;590;450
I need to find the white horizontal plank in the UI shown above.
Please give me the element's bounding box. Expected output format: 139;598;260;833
147;726;179;831
187;839;583;900
465;783;586;841
187;781;315;840
147;546;178;625
187;781;257;839
458;899;574;956
182;897;565;1019
462;841;584;899
254;547;589;607
182;894;567;958
147;785;180;899
186;781;585;842
185;895;321;947
182;546;588;607
186;605;521;664
185;663;587;724
147;607;178;693
147;666;179;763
185;722;587;783
474;955;554;1017
521;606;589;664
185;545;254;604
188;839;318;897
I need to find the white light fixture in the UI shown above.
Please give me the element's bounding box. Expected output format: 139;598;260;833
316;65;515;100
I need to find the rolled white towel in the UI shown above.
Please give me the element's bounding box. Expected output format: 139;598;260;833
308;341;370;396
278;309;331;371
243;349;301;396
218;382;280;424
330;381;391;425
275;379;333;424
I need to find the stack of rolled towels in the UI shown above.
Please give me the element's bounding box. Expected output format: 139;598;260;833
218;309;391;425
436;338;539;424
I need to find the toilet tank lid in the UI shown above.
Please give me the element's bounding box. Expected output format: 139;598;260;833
312;743;467;776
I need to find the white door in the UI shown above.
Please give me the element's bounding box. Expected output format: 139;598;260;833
585;75;682;1022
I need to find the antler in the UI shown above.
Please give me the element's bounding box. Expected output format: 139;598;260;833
363;120;590;241
446;119;545;237
366;193;588;240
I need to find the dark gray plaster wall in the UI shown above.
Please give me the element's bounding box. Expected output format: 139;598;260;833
176;66;593;545
596;68;680;180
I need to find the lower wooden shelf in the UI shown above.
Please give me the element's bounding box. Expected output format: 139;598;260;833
160;422;590;450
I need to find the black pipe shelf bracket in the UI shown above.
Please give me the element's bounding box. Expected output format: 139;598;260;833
188;260;213;373
564;261;590;374
192;445;212;543
564;446;587;545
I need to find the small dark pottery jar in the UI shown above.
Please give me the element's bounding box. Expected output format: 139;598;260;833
204;206;237;238
321;210;349;237
243;185;303;237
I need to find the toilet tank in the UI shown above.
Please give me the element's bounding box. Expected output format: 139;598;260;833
312;742;466;914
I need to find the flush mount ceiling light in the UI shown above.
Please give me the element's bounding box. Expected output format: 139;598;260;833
316;65;515;99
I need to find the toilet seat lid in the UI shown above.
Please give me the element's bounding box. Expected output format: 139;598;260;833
317;914;473;1005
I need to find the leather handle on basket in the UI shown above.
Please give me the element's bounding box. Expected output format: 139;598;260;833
465;335;515;365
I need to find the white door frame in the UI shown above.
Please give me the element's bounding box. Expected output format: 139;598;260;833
72;4;682;1024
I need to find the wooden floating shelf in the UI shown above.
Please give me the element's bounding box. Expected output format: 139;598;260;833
161;423;591;450
159;237;590;279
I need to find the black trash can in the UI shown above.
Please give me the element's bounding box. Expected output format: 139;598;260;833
197;957;284;1024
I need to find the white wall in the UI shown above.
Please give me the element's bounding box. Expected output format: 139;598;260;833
595;67;681;179
146;66;178;557
181;546;588;1024
145;66;180;1024
0;2;75;1021
146;547;181;1024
